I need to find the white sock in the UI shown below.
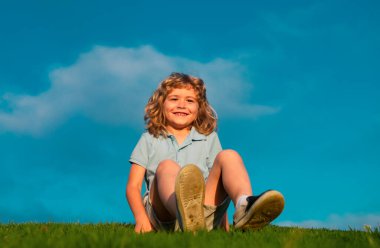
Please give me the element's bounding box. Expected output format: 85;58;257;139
236;195;250;209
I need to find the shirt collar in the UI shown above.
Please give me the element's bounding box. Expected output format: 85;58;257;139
167;126;207;141
190;126;207;141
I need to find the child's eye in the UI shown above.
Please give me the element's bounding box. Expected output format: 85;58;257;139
169;98;178;101
187;99;195;103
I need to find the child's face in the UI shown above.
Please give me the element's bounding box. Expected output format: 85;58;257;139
163;87;199;132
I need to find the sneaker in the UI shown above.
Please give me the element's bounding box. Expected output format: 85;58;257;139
175;164;206;231
233;190;285;230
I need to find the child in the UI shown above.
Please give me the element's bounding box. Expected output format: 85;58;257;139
126;72;284;233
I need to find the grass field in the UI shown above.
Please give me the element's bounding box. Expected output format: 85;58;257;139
1;223;379;248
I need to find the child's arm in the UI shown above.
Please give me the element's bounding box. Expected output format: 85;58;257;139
126;163;153;233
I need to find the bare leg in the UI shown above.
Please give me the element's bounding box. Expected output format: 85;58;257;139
206;150;285;230
150;160;181;221
205;149;252;206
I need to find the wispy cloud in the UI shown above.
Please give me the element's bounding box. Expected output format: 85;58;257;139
278;213;380;230
0;45;279;136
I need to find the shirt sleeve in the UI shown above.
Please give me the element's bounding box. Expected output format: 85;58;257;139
206;131;223;170
129;133;150;168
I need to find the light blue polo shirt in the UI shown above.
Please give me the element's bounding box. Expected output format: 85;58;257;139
129;127;222;191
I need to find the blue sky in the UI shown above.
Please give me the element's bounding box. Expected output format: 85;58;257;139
1;0;379;230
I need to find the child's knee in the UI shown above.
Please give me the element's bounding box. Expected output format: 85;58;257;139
215;149;241;162
156;160;180;174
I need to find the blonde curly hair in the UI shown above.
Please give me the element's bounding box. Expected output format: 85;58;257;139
144;72;217;137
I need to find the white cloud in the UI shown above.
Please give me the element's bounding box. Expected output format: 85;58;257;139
278;213;380;230
0;45;279;136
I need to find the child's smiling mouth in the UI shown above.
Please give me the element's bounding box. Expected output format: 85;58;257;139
173;112;189;116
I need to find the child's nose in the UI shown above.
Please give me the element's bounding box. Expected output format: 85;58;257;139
177;100;186;108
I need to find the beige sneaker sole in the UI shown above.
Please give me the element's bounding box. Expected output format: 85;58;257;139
235;190;285;230
175;164;206;231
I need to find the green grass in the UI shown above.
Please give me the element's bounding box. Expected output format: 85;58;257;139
0;223;379;248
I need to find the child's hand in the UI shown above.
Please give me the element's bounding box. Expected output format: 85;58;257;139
135;216;154;233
